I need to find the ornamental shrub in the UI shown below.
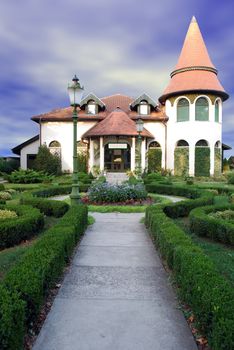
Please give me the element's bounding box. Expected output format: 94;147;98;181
88;183;147;203
0;209;17;220
8;169;53;184
0;191;12;200
20;196;69;217
0;184;5;191
147;148;162;172
0;158;19;174
34;144;62;175
195;147;210;177
227;172;234;184
174;147;189;176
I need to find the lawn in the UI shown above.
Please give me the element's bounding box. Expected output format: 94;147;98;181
175;217;234;286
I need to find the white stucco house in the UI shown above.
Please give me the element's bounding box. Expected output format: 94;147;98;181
12;17;229;176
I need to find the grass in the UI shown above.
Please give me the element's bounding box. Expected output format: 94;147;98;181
175;217;234;286
0;216;60;280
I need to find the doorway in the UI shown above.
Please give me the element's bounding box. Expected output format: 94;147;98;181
104;144;130;172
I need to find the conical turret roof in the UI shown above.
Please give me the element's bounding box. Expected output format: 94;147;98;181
159;17;228;103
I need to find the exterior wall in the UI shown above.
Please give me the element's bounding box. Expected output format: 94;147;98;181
144;122;166;170
20;140;40;169
165;96;222;176
41;121;96;172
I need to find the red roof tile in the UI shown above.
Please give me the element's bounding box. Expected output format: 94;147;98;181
83;109;153;138
159;17;228;103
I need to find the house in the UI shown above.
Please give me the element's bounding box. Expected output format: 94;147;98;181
12;17;229;176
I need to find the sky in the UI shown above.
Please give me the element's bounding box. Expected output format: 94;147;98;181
0;0;233;158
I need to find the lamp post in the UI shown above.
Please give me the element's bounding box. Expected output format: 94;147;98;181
68;75;84;205
136;118;144;175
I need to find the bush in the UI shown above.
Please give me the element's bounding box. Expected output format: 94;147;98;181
88;183;147;203
189;204;234;245
0;209;17;219
0;204;44;249
145;205;234;350
34;144;61;175
147;148;162;172
8;169;53;184
32;183;89;198
195;147;210;177
0;184;5;191
0;158;19;174
20;196;69;217
3;204;87;345
0;192;12;201
144;172;163;183
227;172;234;185
0;285;25;350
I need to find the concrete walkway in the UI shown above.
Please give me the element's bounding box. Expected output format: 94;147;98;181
33;213;197;350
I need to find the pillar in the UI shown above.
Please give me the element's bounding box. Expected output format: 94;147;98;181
100;137;104;171
131;137;135;171
141;138;146;171
89;139;94;172
189;143;195;176
210;143;215;176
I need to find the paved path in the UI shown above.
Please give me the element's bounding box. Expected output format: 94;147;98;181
33;213;197;350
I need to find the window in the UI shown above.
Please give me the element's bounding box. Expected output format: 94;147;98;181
177;98;189;122
196;139;209;147
87;100;97;114
139;101;149;115
49;141;61;147
195;97;209;121
176;140;189;147
215;100;219;122
149;141;161;148
49;140;61;157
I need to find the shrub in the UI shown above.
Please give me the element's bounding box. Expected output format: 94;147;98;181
0;209;17;220
144;172;163;183
227;172;234;185
0;191;12;200
147;148;162;172
0;285;25;350
32;183;89;198
3;205;87;345
145;205;234;350
20;196;69;217
0;158;19;174
8;169;53;184
0;184;5;191
189;204;234;245
88;183;147;203
0;204;44;249
34;144;61;175
195;147;210;177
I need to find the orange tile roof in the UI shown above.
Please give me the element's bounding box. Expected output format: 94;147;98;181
83;108;153;138
159;16;228;103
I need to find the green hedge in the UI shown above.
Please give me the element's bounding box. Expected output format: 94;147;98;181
174;147;189;176
147;148;162;172
145;205;234;350
0;285;25;350
20;196;69;217
195;147;210;177
0;204;44;249
1;204;88;349
189;204;234;245
32;184;89;197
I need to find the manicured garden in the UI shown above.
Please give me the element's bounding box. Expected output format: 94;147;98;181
0;167;234;349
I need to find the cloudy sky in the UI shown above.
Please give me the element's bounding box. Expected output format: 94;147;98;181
0;0;233;157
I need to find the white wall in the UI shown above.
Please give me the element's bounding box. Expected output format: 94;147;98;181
20;140;40;169
165;96;222;176
41;121;96;172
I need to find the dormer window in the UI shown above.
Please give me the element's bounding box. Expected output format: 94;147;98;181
87;100;97;114
138;100;149;115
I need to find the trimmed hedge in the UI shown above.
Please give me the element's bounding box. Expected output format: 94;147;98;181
145;204;234;350
145;183;214;217
1;204;88;349
189;204;234;245
0;204;44;249
20;196;69;217
0;285;25;350
32;184;89;197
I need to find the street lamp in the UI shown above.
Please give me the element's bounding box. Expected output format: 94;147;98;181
68;75;84;205
136;118;144;175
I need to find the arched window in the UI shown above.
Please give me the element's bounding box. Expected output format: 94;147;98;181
195;139;209;147
214;140;221;176
215;141;221;148
49;141;61;147
215;100;219;122
176;140;189;147
177;98;189;122
87;100;97;114
149;141;161;148
139;100;149;115
77;140;88;155
195;97;209;121
147;141;162;172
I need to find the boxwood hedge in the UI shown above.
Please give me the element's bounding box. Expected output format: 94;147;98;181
189;204;234;245
32;184;89;197
1;204;88;349
0;204;44;249
20;196;69;217
145;204;234;350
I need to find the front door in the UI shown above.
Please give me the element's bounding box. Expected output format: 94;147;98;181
104;144;130;172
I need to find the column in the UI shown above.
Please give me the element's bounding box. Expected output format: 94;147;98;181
131;137;135;171
100;137;104;171
141;138;146;171
189;143;195;176
89;139;94;172
210;143;215;176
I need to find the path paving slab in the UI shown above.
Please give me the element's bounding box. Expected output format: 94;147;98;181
33;212;197;350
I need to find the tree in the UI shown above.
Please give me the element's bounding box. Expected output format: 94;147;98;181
34;145;61;175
